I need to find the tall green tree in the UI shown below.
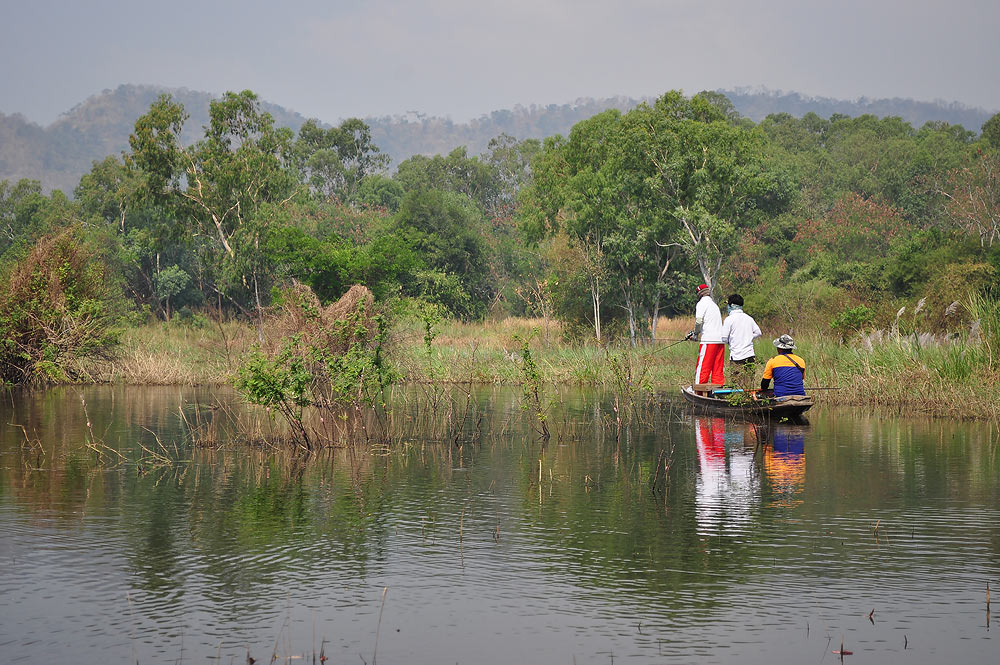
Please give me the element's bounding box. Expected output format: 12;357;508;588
626;91;789;293
522;92;789;344
521;110;623;342
394;148;499;215
292;118;389;202
391;189;492;319
127;91;301;330
0;180;77;262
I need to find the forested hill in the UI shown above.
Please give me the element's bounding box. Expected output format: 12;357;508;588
368;91;995;167
1;84;995;193
722;87;993;128
0;85;312;194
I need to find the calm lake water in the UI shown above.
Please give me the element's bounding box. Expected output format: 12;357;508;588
1;386;998;664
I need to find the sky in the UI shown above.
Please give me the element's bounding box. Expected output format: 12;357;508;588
2;0;998;126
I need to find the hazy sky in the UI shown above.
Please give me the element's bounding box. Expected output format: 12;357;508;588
2;0;998;125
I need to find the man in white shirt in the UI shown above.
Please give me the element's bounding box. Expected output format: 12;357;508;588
720;293;762;385
687;283;725;385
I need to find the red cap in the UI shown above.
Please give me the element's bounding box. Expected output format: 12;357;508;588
696;284;709;293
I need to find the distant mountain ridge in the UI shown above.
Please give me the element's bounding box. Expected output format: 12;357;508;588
1;84;995;194
0;85;313;194
722;86;993;128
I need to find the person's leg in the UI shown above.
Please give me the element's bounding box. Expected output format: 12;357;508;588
731;357;756;390
695;344;709;383
709;344;725;385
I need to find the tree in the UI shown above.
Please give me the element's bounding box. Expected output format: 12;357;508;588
292;118;389;202
523;99;751;345
75;156;134;231
626;91;789;293
0;180;76;261
483;133;541;221
520;111;623;343
937;151;1000;248
983;112;1000;150
356;174;404;213
154;265;191;320
394;148;500;215
127;91;301;331
391;189;492;319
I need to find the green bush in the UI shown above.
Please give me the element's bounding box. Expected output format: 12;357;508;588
743;270;851;332
830;305;875;340
233;284;397;447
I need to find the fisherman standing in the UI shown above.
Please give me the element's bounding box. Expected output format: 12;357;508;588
687;283;725;385
720;293;762;385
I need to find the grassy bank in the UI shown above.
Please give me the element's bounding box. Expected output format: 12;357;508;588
106;314;1000;420
805;332;1000;419
105;320;258;385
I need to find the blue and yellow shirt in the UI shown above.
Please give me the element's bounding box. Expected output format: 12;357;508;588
762;353;806;397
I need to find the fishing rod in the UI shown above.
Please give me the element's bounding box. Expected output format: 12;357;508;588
650;338;691;354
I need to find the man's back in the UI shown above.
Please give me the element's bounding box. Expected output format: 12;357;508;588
721;310;761;361
762;353;806;397
695;296;723;343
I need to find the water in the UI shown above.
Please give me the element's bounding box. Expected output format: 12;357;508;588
0;386;998;664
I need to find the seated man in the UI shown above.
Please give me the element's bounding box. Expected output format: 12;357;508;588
760;334;806;398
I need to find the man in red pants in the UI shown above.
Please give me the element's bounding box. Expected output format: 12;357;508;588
687;283;725;385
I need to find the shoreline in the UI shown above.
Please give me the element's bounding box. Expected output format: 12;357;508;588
51;317;997;422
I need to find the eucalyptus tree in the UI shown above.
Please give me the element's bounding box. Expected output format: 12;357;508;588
483;133;541;220
521;110;623;343
521;94;783;344
127;90;301;331
624;91;789;293
292;118;389;202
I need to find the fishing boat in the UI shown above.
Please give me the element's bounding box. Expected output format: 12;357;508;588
681;384;813;421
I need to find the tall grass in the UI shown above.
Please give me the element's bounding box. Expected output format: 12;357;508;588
802;324;1000;419
106;320;256;385
968;293;1000;369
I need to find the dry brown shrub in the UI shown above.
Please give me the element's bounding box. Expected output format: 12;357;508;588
262;282;375;354
0;228;123;384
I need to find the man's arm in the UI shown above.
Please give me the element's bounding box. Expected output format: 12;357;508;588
760;359;773;391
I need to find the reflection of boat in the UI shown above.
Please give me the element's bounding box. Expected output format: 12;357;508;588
681;385;813;422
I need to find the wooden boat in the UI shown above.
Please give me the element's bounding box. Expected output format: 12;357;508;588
681;384;813;421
